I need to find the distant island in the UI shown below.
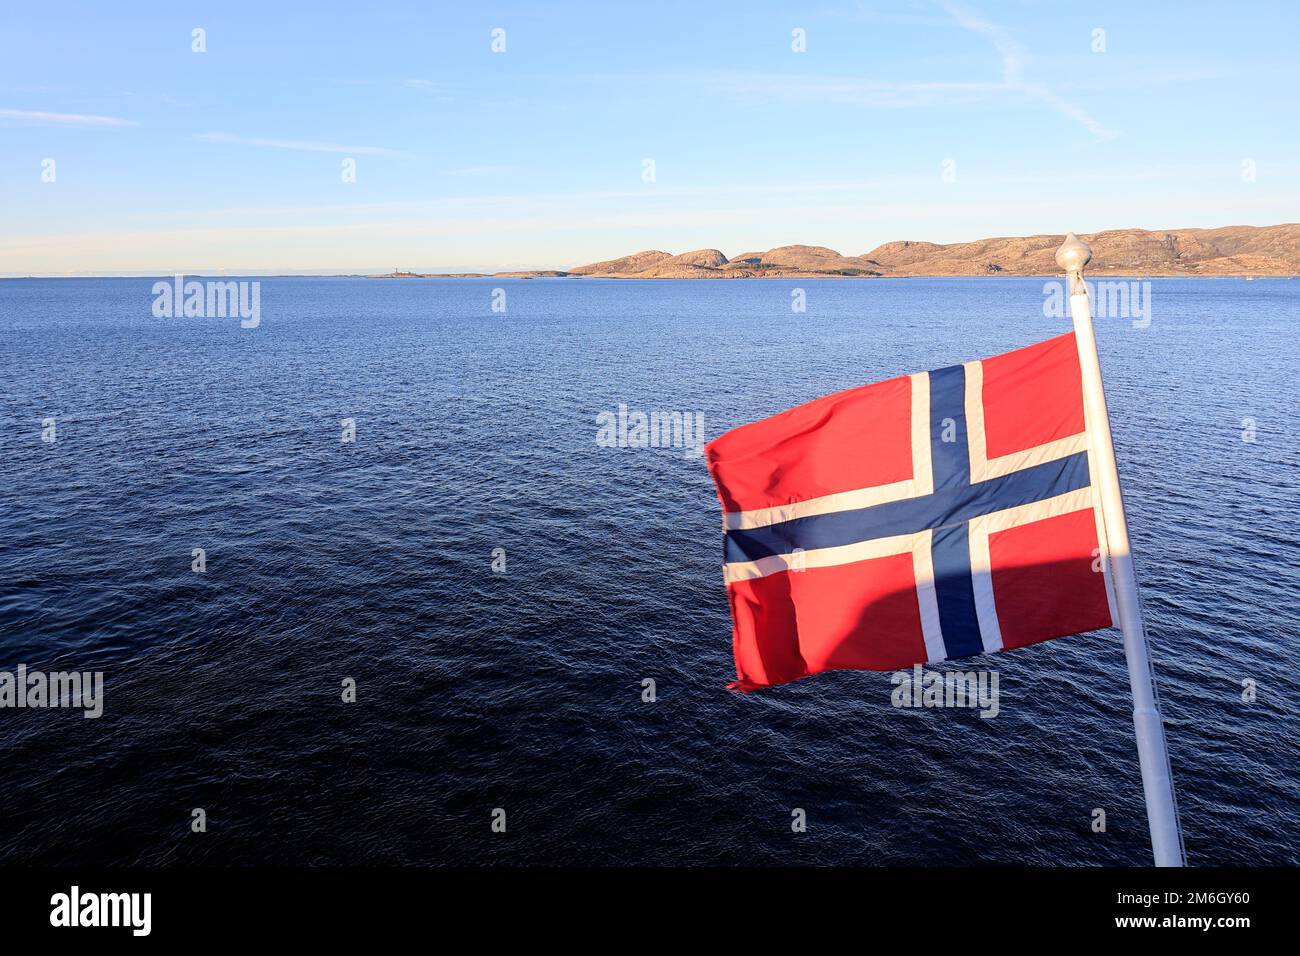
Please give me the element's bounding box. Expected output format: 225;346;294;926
368;224;1300;279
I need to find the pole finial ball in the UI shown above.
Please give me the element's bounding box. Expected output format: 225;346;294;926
1055;232;1093;273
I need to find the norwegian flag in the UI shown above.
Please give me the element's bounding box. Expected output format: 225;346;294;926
706;332;1118;691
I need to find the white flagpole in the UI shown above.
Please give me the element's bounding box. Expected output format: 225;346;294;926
1056;233;1185;866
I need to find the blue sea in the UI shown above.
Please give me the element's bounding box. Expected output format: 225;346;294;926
0;276;1296;866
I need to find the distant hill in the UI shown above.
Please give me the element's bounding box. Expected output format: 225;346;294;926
558;225;1300;278
568;250;674;275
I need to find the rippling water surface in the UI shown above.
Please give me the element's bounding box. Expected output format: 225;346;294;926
0;276;1296;865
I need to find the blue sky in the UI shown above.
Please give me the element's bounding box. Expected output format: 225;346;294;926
2;0;1297;274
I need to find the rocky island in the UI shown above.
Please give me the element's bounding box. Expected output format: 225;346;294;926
368;223;1300;279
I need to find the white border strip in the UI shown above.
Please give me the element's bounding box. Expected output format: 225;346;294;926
967;522;1004;654
723;528;926;584
964;358;1089;483
965;486;1102;652
912;530;947;664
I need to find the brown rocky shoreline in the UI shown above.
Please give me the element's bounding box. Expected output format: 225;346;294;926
367;224;1300;279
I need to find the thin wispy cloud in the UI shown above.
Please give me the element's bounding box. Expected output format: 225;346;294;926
399;78;454;102
448;165;517;177
0;107;139;127
682;1;1118;140
938;0;1117;140
701;71;1002;108
195;132;408;156
938;0;1027;85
